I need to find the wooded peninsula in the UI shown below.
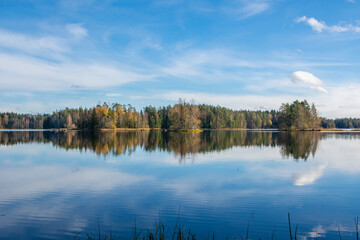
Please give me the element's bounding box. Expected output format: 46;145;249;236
0;100;359;130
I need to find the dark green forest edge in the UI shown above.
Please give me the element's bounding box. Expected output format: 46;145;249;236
0;100;359;130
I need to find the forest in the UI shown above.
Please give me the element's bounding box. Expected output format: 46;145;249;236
0;100;358;130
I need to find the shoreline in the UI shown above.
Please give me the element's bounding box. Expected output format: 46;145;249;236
1;128;360;132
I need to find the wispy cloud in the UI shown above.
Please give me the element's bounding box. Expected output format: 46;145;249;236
160;48;346;85
0;53;154;91
240;1;270;18
66;23;88;39
129;37;163;51
0;23;90;58
0;28;67;54
0;26;156;93
221;0;271;19
160;49;261;83
296;16;360;33
106;93;122;97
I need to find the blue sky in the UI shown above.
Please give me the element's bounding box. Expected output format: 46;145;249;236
0;0;360;118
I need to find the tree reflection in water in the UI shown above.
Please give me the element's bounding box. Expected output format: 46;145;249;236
1;130;358;161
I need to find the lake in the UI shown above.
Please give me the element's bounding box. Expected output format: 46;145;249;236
0;130;359;239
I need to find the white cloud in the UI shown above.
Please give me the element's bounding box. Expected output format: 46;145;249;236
240;1;270;18
291;71;322;85
290;71;328;93
314;84;360;118
310;85;328;93
221;0;271;19
0;53;154;91
0;92;33;98
296;16;360;33
140;37;163;50
160;49;346;85
66;23;88;39
174;40;194;51
161;49;263;82
106;93;122;97
296;16;326;32
0;28;67;54
0;28;155;94
0;101;50;114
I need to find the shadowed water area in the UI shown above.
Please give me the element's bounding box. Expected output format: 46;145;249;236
0;130;359;239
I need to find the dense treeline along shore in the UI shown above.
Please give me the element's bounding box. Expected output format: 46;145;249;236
0;100;359;130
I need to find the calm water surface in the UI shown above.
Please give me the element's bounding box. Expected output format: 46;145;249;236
0;130;359;239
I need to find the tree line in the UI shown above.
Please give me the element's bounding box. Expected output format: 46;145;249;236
0;100;358;130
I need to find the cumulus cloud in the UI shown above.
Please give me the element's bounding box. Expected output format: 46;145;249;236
290;71;328;93
66;23;88;39
296;16;360;33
